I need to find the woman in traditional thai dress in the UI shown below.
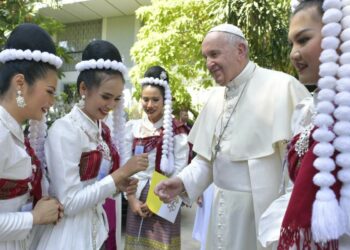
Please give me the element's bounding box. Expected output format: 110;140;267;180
36;40;148;250
0;23;63;250
259;1;350;249
124;66;190;250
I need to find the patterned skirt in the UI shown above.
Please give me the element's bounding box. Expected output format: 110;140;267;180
124;182;181;250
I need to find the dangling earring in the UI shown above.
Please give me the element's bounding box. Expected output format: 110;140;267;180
16;90;26;108
78;94;86;109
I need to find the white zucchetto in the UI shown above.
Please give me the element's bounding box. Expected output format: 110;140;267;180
209;23;246;40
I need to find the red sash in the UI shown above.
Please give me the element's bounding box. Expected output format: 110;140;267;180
0;138;43;205
132;119;188;174
79;122;120;181
278;128;341;250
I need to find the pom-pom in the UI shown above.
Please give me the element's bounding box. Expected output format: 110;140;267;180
314;114;334;127
314;157;336;171
333;106;350;121
334;121;350;135
322;37;340;50
323;8;343;24
322;23;342;37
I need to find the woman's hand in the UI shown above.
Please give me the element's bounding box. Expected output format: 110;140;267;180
110;153;148;189
128;196;148;218
116;177;138;194
32;197;63;225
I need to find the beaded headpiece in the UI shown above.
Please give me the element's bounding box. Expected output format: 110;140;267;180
140;71;174;175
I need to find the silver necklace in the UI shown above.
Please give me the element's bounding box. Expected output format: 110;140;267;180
213;66;256;161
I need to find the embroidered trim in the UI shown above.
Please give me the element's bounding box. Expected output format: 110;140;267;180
295;124;314;157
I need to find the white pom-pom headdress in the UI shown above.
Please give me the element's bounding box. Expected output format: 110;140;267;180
75;58;128;78
334;0;350;236
75;56;128;168
112;95;127;166
140;71;174;175
0;49;62;69
310;0;345;243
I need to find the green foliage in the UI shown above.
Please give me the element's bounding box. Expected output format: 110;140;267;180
130;0;226;114
131;0;294;115
227;0;294;73
0;0;72;76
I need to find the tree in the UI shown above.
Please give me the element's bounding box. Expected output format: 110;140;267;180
227;0;293;73
130;0;226;116
130;0;292;115
0;0;71;63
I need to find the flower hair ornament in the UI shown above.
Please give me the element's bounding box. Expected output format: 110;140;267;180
0;49;62;68
75;58;128;78
140;71;175;175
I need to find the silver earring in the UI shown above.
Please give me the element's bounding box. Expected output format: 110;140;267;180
16;90;26;108
78;95;86;109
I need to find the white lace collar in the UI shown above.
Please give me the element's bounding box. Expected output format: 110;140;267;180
0;105;24;143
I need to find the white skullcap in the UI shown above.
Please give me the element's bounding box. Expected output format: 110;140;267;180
208;23;246;39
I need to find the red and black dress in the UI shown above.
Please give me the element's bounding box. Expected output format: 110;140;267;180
278;126;341;250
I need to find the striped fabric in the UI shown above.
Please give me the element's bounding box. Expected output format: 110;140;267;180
125;182;181;250
0;178;29;200
0;138;42;204
79;122;120;181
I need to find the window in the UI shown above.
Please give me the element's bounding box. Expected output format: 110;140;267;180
58;20;102;71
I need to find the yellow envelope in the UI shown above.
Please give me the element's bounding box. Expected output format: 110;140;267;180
146;171;182;223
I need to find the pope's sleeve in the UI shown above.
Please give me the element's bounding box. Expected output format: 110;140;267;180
177;154;213;203
0;131;33;240
45;118;116;216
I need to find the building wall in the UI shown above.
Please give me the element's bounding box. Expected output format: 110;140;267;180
58;15;140;92
103;15;138;69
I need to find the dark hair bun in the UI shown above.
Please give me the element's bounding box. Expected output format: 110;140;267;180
82;40;122;62
5;23;56;55
144;66;169;82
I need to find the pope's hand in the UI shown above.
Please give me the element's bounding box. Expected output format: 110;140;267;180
154;177;184;203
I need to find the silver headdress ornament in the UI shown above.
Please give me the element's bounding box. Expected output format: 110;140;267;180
160;71;167;80
209;23;246;40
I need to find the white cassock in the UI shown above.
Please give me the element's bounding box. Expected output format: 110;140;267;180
177;61;310;250
258;96;350;250
35;106;118;250
192;184;214;250
0;106;34;250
